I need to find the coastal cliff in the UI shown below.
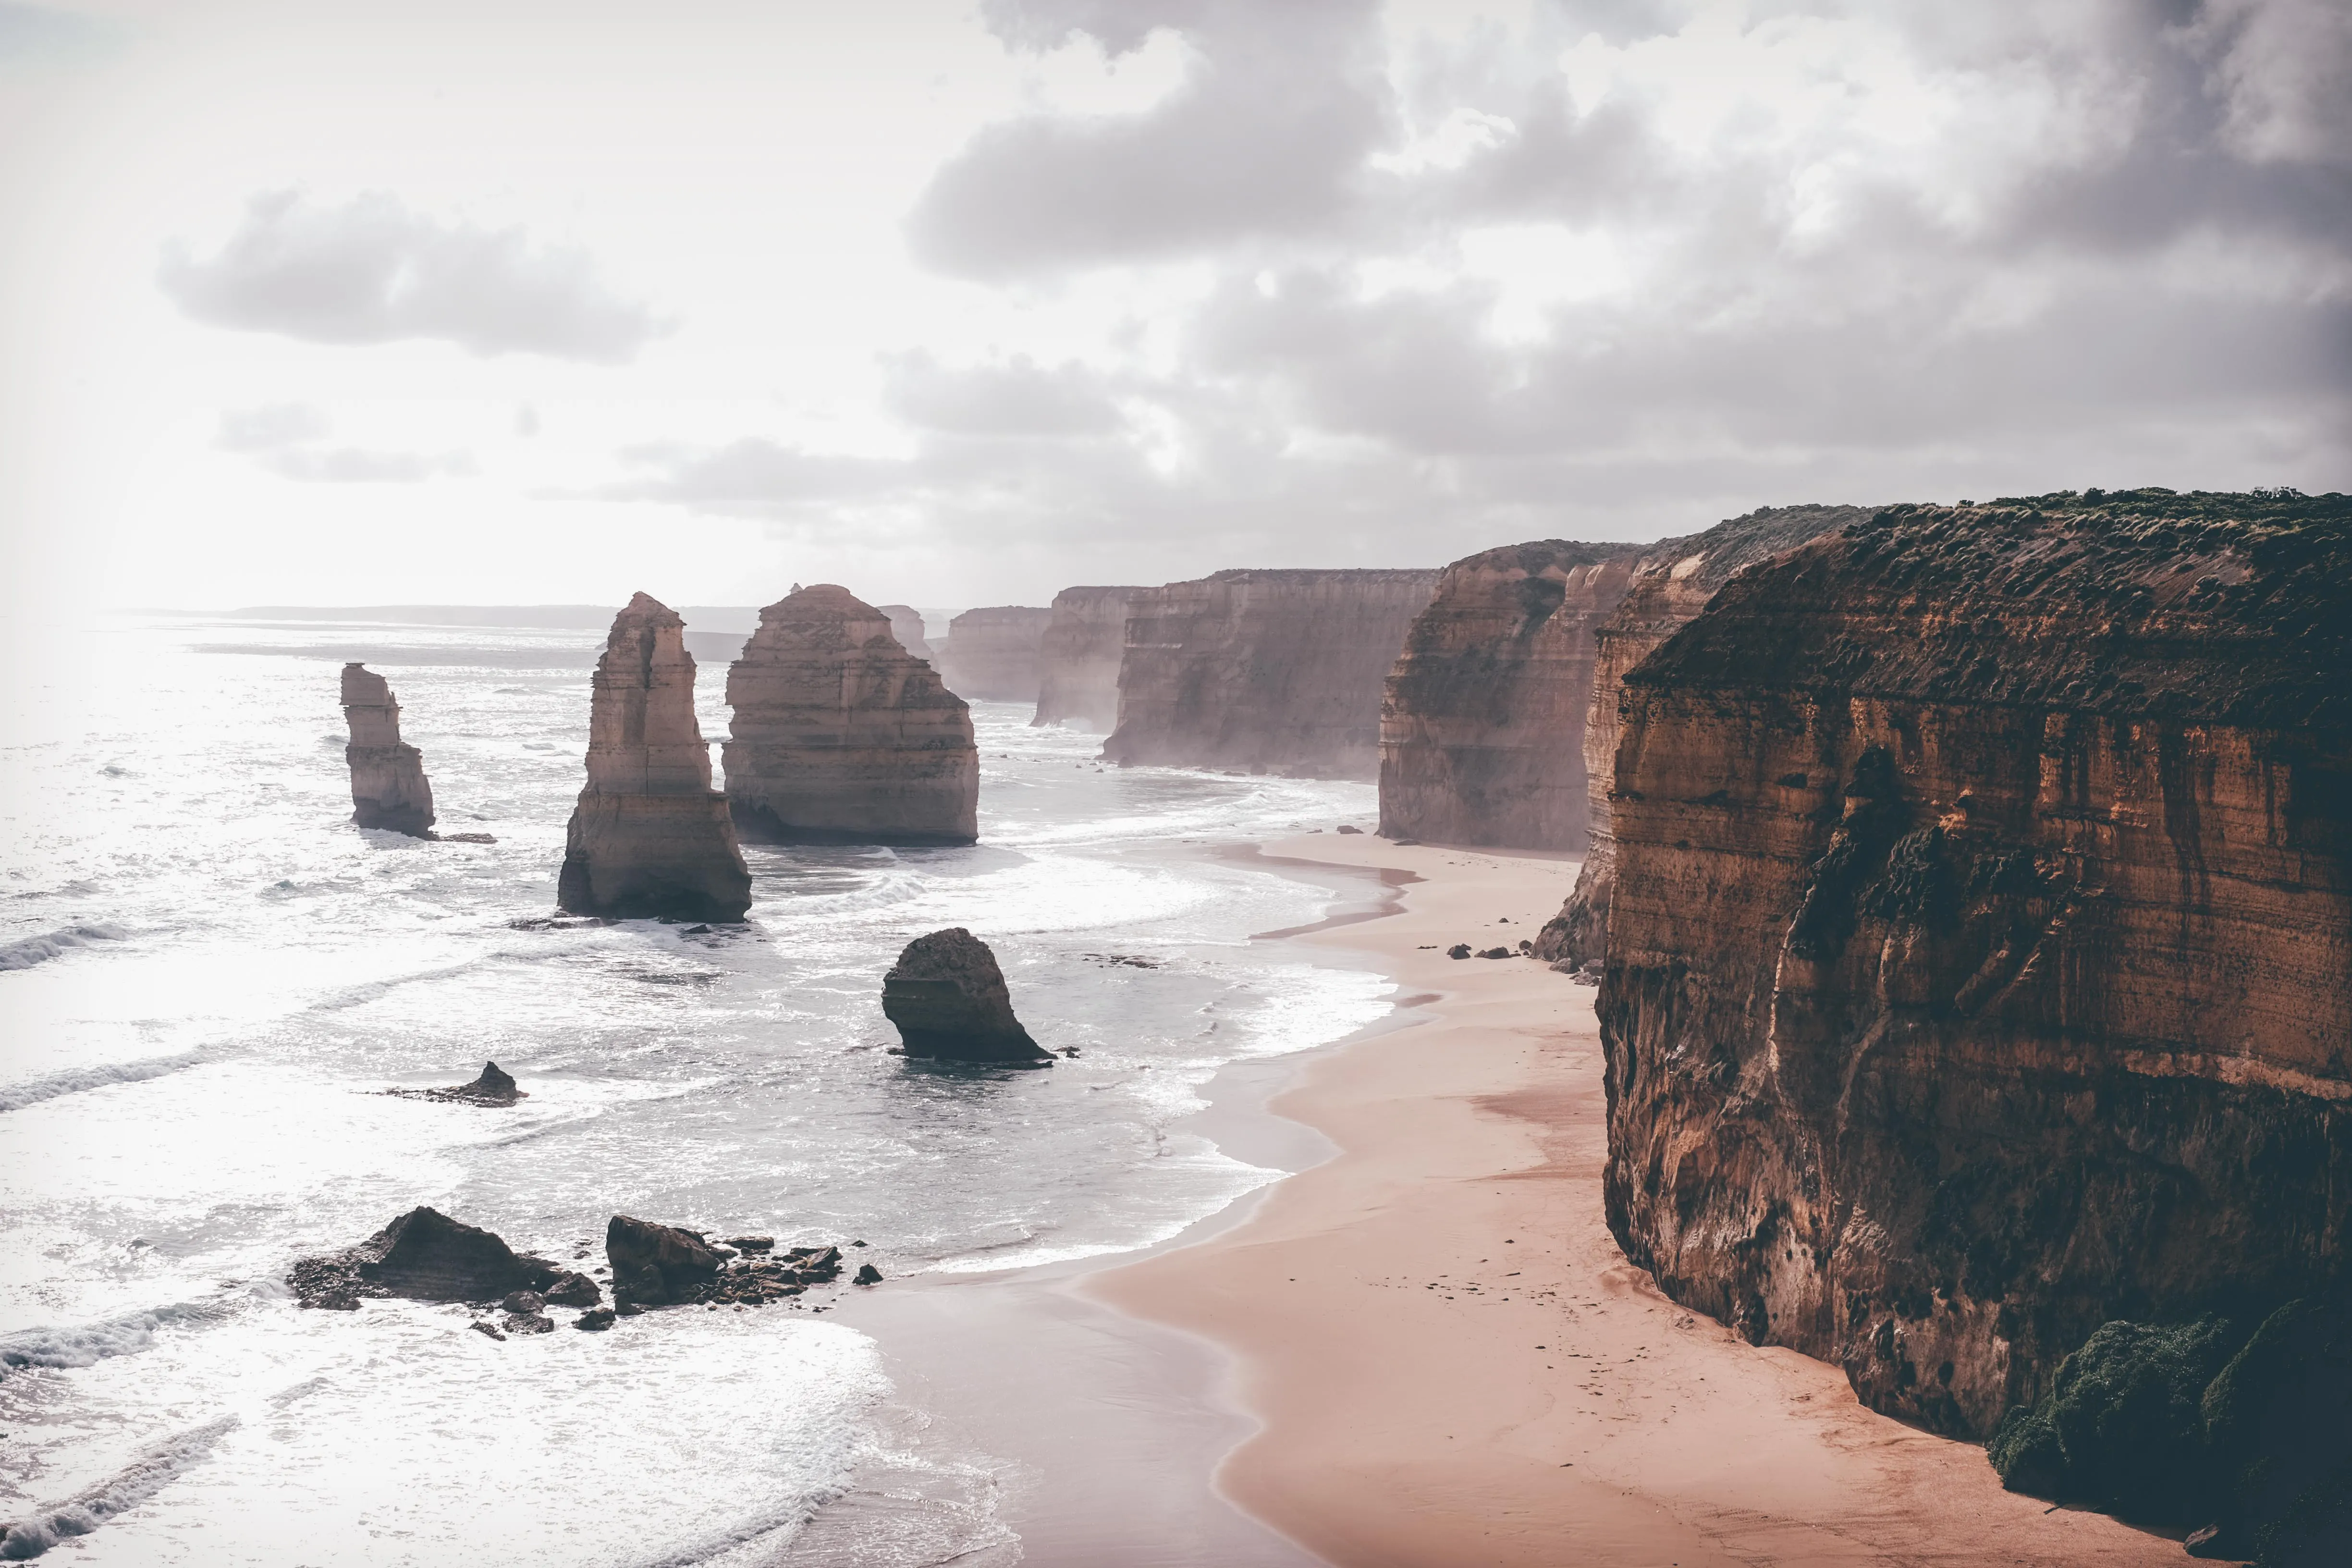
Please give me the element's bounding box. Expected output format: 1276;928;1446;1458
1102;568;1440;778
339;663;436;836
722;584;978;845
1534;505;1871;966
936;606;1054;703
557;593;752;921
1031;586;1142;732
877;604;933;662
1378;540;1647;847
1594;489;2352;1439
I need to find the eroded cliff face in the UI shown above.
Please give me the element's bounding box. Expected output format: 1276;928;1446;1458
557;593;751;921
1596;490;2352;1440
936;606;1054;703
722;584;978;845
1102;568;1440;778
1378;541;1647;847
1534;505;1871;966
1031;586;1143;732
340;663;436;837
877;604;933;662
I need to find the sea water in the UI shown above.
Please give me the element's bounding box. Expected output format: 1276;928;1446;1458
0;613;1390;1565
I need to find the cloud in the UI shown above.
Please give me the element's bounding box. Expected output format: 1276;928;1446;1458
0;2;114;68
160;192;667;362
882;352;1125;436
214;402;475;484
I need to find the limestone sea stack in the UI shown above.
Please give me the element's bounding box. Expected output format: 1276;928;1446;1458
1531;505;1870;966
1102;569;1441;778
556;593;752;922
722;585;979;845
1031;586;1144;731
935;606;1054;703
340;663;435;836
881;927;1049;1063
1594;489;2352;1440
877;604;933;662
1377;541;1648;847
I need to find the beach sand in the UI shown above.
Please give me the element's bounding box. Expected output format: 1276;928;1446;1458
1091;834;2189;1568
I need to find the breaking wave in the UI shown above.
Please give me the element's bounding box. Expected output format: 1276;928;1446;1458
0;1050;207;1114
0;924;127;973
0;1416;238;1560
0;1300;228;1375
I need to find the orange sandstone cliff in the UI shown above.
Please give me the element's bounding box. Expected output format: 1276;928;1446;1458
1596;490;2352;1438
1102;568;1439;778
1378;539;1647;847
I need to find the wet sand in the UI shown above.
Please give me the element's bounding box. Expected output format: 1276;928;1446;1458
1091;834;2186;1568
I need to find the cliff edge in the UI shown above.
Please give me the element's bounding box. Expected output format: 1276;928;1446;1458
1596;489;2352;1438
1031;586;1143;732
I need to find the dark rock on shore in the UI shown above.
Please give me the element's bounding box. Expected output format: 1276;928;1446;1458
881;928;1050;1064
389;1060;524;1107
853;1262;883;1286
290;1207;562;1310
541;1270;600;1307
1446;944;1470;959
574;1306;617;1331
606;1214;724;1307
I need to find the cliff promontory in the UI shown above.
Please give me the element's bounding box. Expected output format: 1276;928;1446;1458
936;606;1054;703
878;604;934;662
1102;568;1440;777
722;584;978;845
1378;541;1647;847
340;663;436;837
1594;489;2352;1440
1533;505;1871;966
557;593;752;922
1031;586;1143;732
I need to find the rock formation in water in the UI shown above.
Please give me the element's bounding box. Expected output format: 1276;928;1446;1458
289;1206;565;1310
340;663;436;837
1378;541;1649;847
1102;569;1441;778
881;927;1049;1063
1531;506;1871;966
877;604;933;662
722;585;978;845
936;606;1054;702
606;1214;724;1307
1594;489;2352;1442
556;594;752;922
1031;586;1144;732
388;1061;524;1107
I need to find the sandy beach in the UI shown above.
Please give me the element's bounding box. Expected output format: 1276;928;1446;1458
1092;835;2190;1568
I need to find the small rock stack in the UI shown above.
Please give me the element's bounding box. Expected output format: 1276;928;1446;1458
340;663;436;837
881;928;1049;1064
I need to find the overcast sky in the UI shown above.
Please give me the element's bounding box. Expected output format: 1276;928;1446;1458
0;0;2344;619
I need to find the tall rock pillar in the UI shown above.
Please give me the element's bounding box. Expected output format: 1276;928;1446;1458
340;663;436;837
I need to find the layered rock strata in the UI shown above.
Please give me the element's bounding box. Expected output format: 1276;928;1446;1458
722;585;978;845
1102;568;1441;777
340;663;436;836
877;604;933;662
936;606;1054;702
1533;506;1871;965
557;594;752;922
1595;489;2352;1440
1031;585;1144;732
1378;540;1648;847
882;927;1049;1063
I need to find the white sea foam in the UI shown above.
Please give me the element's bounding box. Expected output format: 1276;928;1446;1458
0;1050;208;1114
0;923;126;973
0;1301;224;1373
0;1416;237;1560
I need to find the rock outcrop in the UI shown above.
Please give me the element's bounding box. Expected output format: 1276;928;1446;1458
556;594;752;922
877;604;933;662
1102;569;1441;778
882;927;1049;1063
388;1061;524;1106
935;606;1054;702
1032;586;1144;732
1594;489;2352;1441
1532;506;1872;966
1378;540;1649;847
606;1214;724;1307
340;663;436;837
722;585;979;845
289;1207;564;1310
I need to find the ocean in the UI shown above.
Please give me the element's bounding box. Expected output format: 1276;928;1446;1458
0;612;1390;1565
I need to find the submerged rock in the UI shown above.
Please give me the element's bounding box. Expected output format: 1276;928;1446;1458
722;585;978;845
881;928;1049;1064
1031;586;1144;732
573;1306;617;1331
340;663;436;837
289;1206;562;1310
556;593;752;922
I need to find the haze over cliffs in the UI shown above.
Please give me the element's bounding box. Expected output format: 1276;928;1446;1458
1031;586;1142;732
1533;505;1873;967
1593;490;2352;1438
936;606;1053;703
557;593;752;922
339;662;435;837
722;584;978;846
1102;568;1440;778
1379;540;1648;848
877;604;933;662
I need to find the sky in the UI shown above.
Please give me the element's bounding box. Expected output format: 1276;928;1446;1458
0;0;2345;619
